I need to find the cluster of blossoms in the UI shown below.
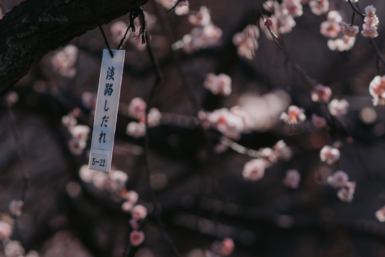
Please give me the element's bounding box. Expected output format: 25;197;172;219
51;45;78;78
242;140;293;182
199;107;253;140
206;238;235;257
327;171;356;202
172;6;222;53
361;6;379;38
126;97;161;138
369;75;385;106
155;0;190;15
203;73;232;96
232;25;260;60
309;0;329;15
110;11;157;51
79;166;147;246
62;110;90;155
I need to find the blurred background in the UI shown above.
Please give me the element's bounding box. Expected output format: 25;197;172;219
2;0;385;256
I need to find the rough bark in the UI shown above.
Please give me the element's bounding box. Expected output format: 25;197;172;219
0;0;148;95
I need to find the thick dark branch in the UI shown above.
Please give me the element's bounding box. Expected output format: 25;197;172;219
0;0;148;95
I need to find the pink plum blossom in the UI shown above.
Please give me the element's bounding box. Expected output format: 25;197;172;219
131;205;147;220
312;114;327;128
130;231;145;246
242;159;266;181
9;200;23;217
125;190;139;204
281;0;303;17
126;122;146;138
212;238;235;256
311;84;332;103
369;75;385;106
0;221;12;240
122;201;134;213
283;169;301;189
204;73;232;96
340;22;359;37
328;99;349;116
309;0;329;16
273;140;293;160
280;105;306;124
327;170;348;188
337;181;356;202
320;145;340;164
129;219;139;230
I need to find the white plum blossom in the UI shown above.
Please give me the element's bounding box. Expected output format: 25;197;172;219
280;105;306;124
130;231;145;246
109;170;128;189
311;84;332;103
362;5;379;38
126;122;146;138
337;181;356;202
283;169;301;189
233;25;260;60
340;22;359;37
188;6;211;27
369;75;385;106
92;171;108;189
327;170;349;188
230;106;254;132
309;0;329;16
132;205;147;220
312;114;327;128
204;73;232;96
281;0;303;17
273;140;293;160
328;99;349;116
148;108;162;127
242;159;266;181
79;165;97;183
327;36;356;52
68;138;86;155
70;125;90;142
122;201;134;213
320;11;342;38
320;145;340;164
375;206;385;222
51;45;78;78
259;148;277;167
128;97;147;120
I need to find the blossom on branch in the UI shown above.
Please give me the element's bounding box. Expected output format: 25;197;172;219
204;73;232;95
311;84;332;103
280;105;306;124
328;99;349;116
233;25;260;60
320;145;340;164
309;0;329;16
369;75;385;106
337;181;356;202
361;5;379;38
242;159;266;181
375;206;385;222
327;170;348;188
273;140;293;160
320;11;342;38
327;36;356;51
340;22;359;37
130;231;145;246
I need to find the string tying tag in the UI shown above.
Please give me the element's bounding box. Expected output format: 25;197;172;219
128;7;147;45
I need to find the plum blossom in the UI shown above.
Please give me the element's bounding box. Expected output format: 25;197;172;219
230;106;254;132
68;138;86;155
70;125;90;142
4;240;24;257
320;11;342;38
79;165;97;183
281;0;303;17
204;73;232;96
327;35;355;52
131;205;147;220
233;25;260;60
362;5;379;38
328;99;349;116
9;200;23;217
320;145;340;164
125;190;139;204
122;201;134;213
175;5;189;16
51;45;78;78
147;108;162;127
129;219;139;230
126;122;146;138
327;170;348;188
375;206;385;222
273;140;293;160
337;181;356;202
92;171;108;189
110;21;129;44
369;75;385;106
259;148;277;167
283;169;301;189
340;22;359;37
309;0;329;16
81;92;97;110
128;97;147;120
189;6;211;27
0;221;12;240
311;84;332;103
130;231;145;246
242;159;266;181
109;170;128;189
211;238;235;256
280;105;306;124
312;114;327;128
62;114;77;128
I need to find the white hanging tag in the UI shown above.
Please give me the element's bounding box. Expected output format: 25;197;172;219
88;49;125;172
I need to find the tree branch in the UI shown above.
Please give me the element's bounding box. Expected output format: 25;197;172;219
0;0;148;95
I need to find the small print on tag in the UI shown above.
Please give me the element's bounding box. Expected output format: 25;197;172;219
88;49;125;172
